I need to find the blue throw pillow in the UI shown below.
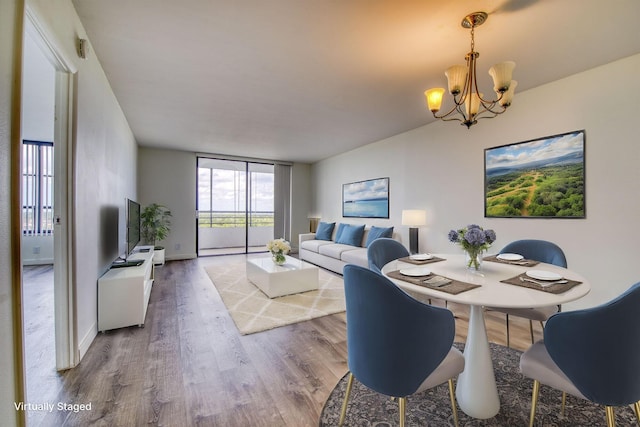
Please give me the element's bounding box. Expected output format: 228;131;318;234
315;222;335;241
365;226;394;247
334;223;347;242
335;224;366;247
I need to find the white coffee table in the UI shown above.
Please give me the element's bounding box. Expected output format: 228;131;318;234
246;255;319;298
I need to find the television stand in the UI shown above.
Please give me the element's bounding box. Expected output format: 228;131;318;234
98;248;155;331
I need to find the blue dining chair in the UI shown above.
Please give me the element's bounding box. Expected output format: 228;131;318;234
367;237;409;275
339;264;464;427
487;239;567;347
520;281;640;426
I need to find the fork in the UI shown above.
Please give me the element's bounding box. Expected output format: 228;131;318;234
519;276;567;287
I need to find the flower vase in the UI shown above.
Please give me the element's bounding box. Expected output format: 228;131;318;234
272;252;286;266
465;250;483;271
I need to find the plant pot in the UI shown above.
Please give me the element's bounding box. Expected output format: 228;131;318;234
153;246;165;266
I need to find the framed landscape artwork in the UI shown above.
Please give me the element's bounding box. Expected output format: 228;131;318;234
343;177;390;218
484;130;585;218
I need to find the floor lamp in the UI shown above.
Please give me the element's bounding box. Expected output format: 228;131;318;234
402;210;427;254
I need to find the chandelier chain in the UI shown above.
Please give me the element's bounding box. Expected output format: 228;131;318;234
470;25;475;52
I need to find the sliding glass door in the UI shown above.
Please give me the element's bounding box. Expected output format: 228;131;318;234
197;158;274;256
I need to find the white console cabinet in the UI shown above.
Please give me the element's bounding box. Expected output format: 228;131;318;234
98;247;155;332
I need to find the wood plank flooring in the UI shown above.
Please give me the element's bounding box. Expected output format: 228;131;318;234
24;255;541;426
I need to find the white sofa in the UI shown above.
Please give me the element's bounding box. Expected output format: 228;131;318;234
299;223;399;275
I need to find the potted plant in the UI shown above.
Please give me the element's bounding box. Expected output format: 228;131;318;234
141;203;172;265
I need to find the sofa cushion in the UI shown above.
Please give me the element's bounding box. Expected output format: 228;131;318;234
315;222;335;241
365;226;394;247
319;243;359;259
300;239;333;253
335;224;365;246
340;247;368;267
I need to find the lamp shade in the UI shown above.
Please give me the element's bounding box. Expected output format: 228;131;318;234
465;92;483;117
425;88;445;112
499;80;517;107
445;64;467;95
401;210;427;227
488;61;515;93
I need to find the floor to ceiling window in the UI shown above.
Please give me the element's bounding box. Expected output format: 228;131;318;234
197;158;275;255
22;140;54;236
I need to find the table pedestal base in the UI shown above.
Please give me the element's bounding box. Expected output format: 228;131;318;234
456;305;500;419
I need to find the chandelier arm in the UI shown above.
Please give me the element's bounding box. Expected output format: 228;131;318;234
432;114;465;124
477;87;506;105
478;101;508;115
451;91;468;108
431;103;465;122
474;104;508;121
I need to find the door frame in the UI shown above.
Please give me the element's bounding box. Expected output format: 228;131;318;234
24;6;78;371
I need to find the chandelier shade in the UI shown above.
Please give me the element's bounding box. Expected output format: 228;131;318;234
424;12;516;128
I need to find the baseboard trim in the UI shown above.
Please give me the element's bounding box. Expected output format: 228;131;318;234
78;323;97;361
166;253;197;261
22;258;54;266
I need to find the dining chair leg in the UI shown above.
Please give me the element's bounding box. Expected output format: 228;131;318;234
529;320;535;344
529;380;540;427
448;379;459;427
505;314;511;348
634;401;640;425
338;373;354;426
398;397;406;427
605;406;615;427
561;392;566;417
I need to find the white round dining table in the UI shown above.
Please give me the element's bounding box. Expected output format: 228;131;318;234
382;253;591;419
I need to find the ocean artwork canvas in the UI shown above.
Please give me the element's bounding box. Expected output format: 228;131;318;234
343;177;389;218
485;130;585;218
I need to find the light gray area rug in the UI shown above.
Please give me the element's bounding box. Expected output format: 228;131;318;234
205;258;345;335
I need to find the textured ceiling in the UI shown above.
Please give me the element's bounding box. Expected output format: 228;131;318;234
72;0;640;163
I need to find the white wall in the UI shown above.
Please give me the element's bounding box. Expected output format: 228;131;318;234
312;54;640;310
138;147;312;256
138;147;197;260
26;0;138;360
21;27;54;141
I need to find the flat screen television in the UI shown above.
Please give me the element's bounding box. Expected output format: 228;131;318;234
126;198;141;258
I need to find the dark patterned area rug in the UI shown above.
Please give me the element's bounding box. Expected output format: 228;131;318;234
320;343;638;426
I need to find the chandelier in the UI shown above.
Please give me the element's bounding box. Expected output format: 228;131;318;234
424;12;517;128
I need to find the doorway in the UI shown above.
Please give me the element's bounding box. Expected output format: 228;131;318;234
21;7;76;400
197;158;275;256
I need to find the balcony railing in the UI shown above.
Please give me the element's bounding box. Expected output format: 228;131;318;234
198;211;274;228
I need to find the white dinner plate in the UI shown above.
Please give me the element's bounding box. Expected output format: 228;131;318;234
526;270;563;281
497;253;524;261
410;253;434;261
400;267;431;277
